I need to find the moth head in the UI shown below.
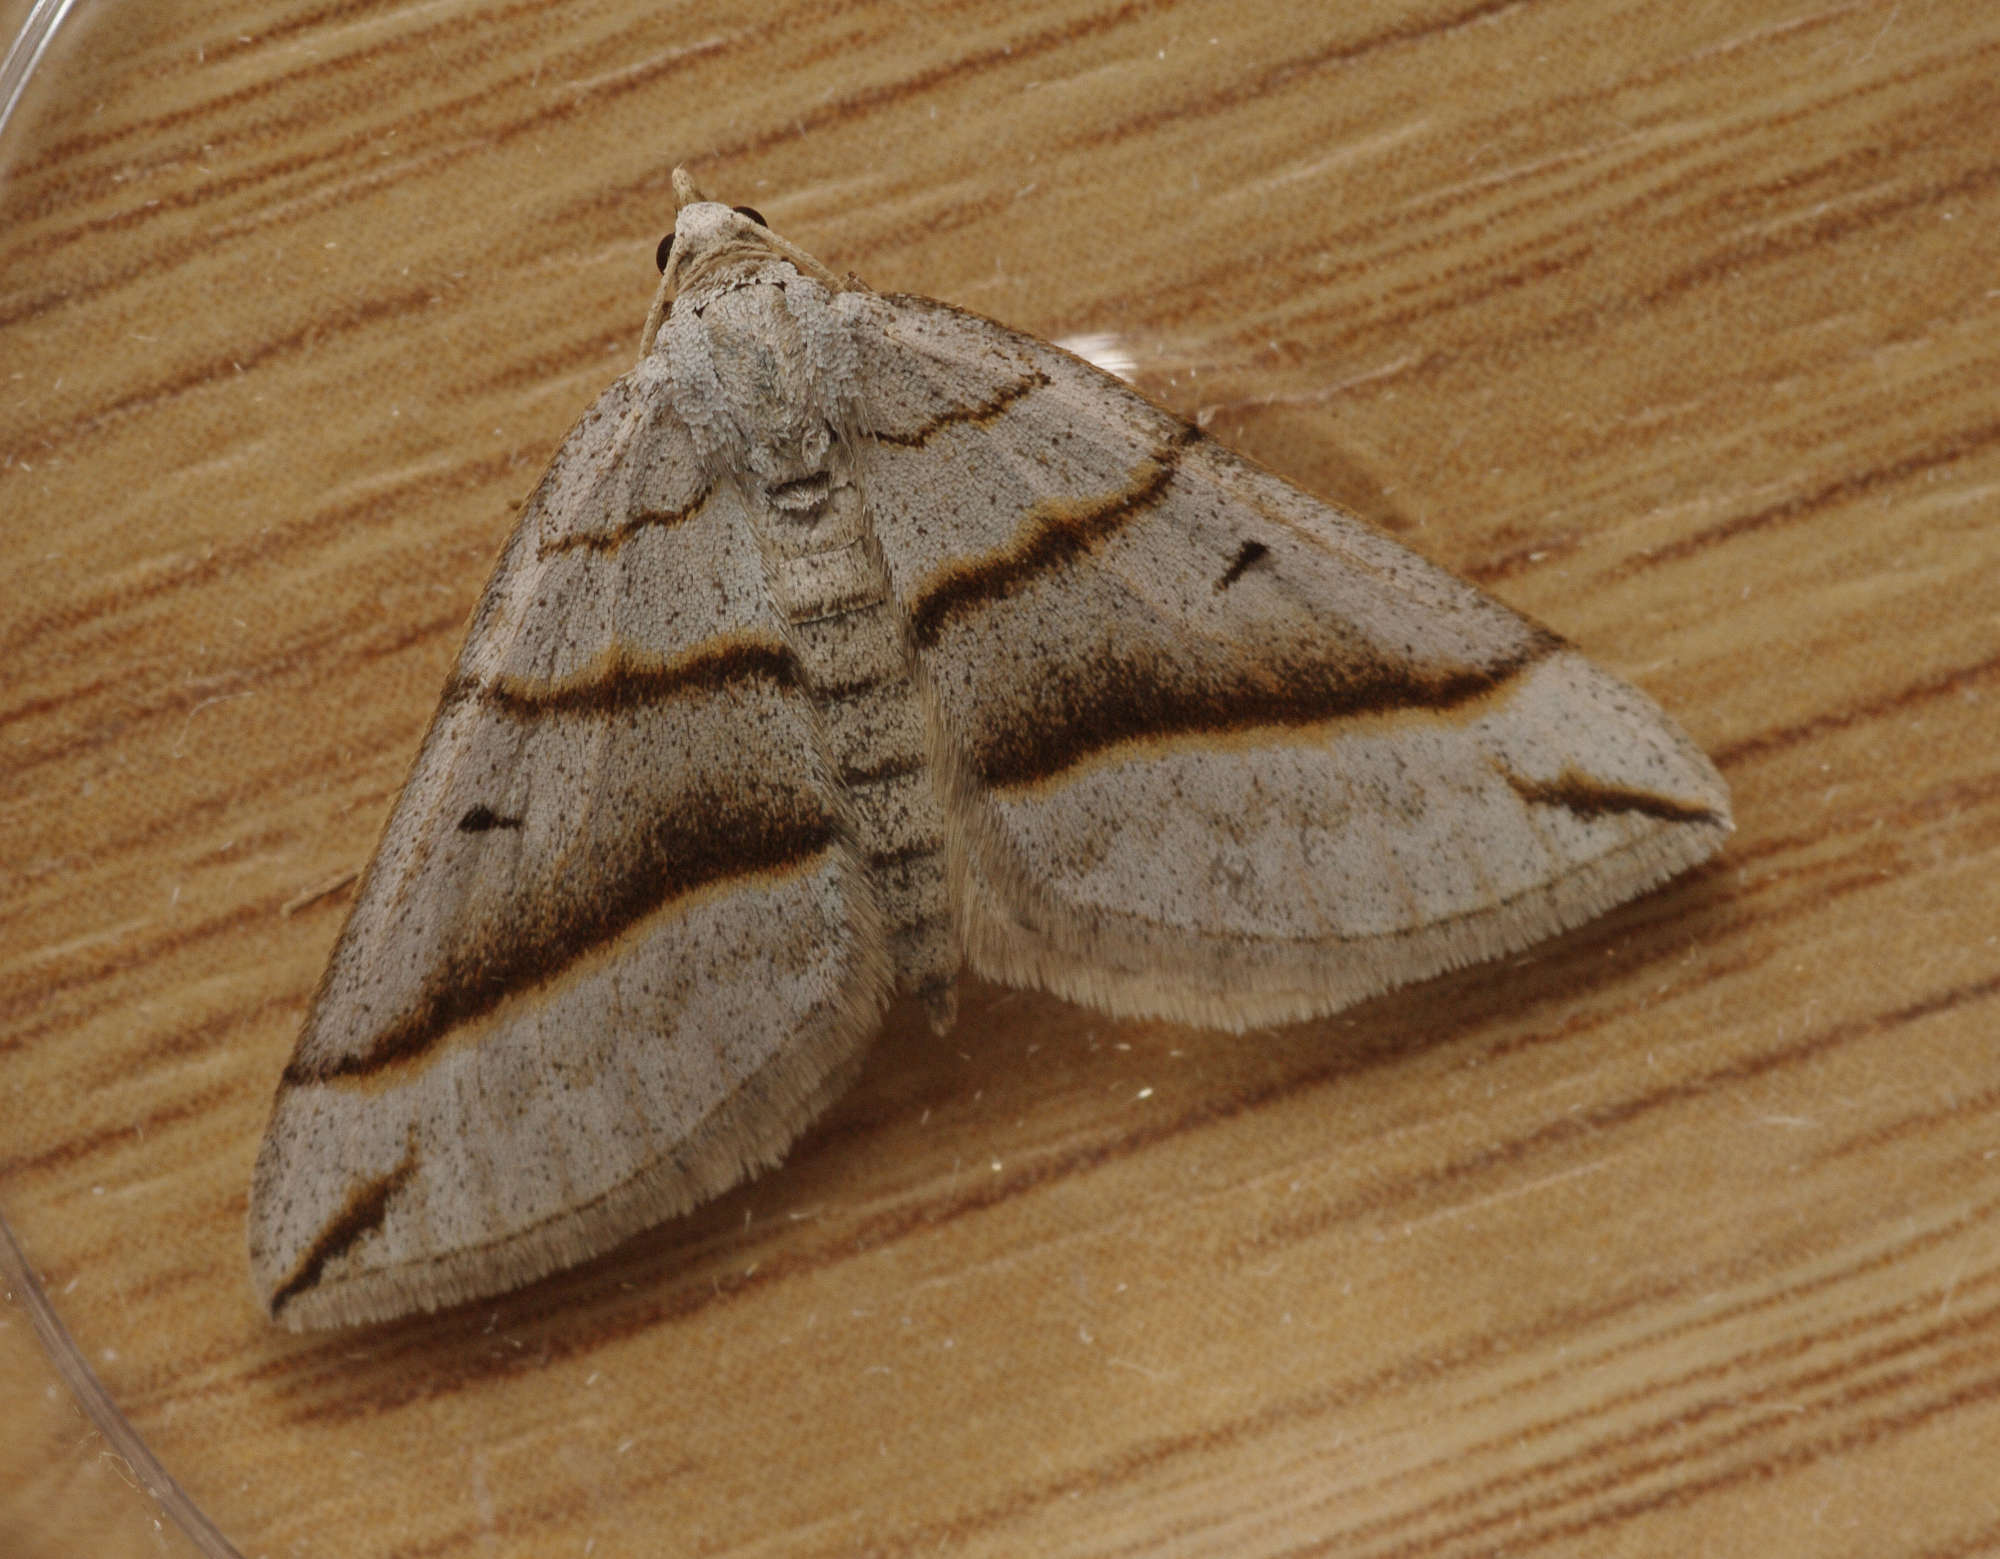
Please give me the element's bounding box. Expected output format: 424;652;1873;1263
638;166;845;358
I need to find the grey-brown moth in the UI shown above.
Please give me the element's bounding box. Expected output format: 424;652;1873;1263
248;170;1730;1329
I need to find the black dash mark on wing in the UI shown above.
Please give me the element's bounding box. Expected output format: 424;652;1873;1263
458;805;522;833
909;426;1198;649
1503;768;1728;825
267;1147;420;1317
1216;540;1269;591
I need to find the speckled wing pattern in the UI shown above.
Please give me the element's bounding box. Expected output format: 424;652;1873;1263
849;295;1730;1030
247;360;893;1330
249;172;1730;1329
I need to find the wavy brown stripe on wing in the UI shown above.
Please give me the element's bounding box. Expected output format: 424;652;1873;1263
972;634;1566;791
867;357;1050;448
285;799;839;1087
466;636;799;718
908;426;1198;649
537;486;714;557
267;1146;420;1318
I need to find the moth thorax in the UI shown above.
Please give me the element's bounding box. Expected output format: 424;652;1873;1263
700;284;822;436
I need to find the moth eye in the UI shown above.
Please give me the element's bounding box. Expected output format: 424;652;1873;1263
732;205;767;227
655;233;675;273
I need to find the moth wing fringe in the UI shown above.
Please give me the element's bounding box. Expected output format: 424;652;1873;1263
957;807;1727;1033
265;961;888;1331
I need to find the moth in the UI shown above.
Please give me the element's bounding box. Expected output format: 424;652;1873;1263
249;169;1731;1329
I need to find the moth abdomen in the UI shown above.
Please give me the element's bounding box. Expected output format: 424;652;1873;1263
739;429;960;1011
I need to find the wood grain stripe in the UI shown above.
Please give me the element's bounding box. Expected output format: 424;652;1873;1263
1615;415;2000;580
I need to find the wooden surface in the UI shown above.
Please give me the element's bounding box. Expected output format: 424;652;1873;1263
3;1;1998;1555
